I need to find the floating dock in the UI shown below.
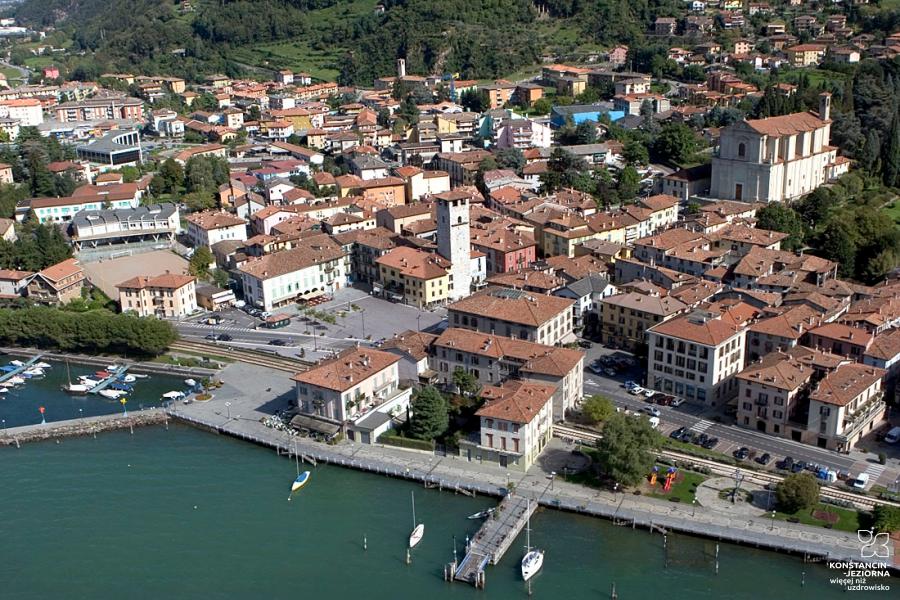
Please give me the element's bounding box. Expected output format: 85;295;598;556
0;354;44;384
88;365;130;394
451;494;537;588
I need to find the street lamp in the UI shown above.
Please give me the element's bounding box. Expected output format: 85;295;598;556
78;408;83;421
692;498;697;517
225;402;231;419
361;309;366;339
731;468;745;504
417;314;422;332
770;509;776;530
550;471;557;491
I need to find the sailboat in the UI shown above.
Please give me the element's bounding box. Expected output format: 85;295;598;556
408;491;424;548
521;499;544;581
62;360;89;394
288;441;311;500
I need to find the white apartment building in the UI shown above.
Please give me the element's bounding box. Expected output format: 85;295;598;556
647;310;746;406
238;237;347;311
710;94;849;203
496;119;553;150
185;210;248;248
293;346;413;444
807;363;886;452
0;99;43;126
116;273;197;318
463;379;555;471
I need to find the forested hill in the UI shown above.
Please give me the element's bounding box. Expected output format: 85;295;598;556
12;0;683;84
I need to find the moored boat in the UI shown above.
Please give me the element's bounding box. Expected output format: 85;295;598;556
467;507;496;520
521;500;544;581
408;491;424;548
184;378;197;387
62;383;90;394
99;389;126;400
291;471;311;493
161;390;185;399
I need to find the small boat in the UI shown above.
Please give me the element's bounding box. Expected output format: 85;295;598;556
467;507;496;520
98;389;126;400
62;383;90;394
95;370;111;378
34;362;51;369
106;365;120;372
78;377;101;387
290;471;311;493
0;365;17;372
161;390;185;399
9;360;23;367
409;491;424;548
130;373;149;379
184;378;197;387
110;383;133;392
521;500;544;581
0;387;7;394
23;368;44;377
0;381;14;388
7;376;25;385
119;374;136;383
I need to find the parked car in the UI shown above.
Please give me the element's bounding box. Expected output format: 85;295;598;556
852;473;870;489
649;392;666;404
205;333;232;342
624;380;637;391
589;362;605;375
701;436;719;449
629;386;645;396
695;433;709;446
268;339;288;346
777;456;794;471
670;398;684;407
603;368;617;377
670;426;687;440
204;333;218;341
578;340;592;349
644;406;661;418
680;431;696;444
791;461;806;473
755;453;772;465
642;388;655;398
733;447;750;460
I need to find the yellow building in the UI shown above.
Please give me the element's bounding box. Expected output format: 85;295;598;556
375;246;451;309
600;292;688;351
542;214;596;257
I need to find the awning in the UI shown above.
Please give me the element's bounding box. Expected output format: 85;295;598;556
290;414;341;436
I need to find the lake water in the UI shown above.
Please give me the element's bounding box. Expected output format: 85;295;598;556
0;359;188;428
0;425;857;599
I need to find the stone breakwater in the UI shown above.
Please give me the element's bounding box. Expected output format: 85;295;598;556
0;410;169;446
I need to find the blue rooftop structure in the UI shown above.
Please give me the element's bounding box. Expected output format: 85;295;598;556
550;103;625;127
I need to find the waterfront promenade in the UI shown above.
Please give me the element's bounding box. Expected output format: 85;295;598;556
163;363;884;566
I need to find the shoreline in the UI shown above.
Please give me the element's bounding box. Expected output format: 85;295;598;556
166;409;895;571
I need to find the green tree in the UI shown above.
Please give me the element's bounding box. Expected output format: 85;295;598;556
408;386;449;441
617;165;641;200
185;156;228;193
816;220;858;278
495;148;525;173
182;191;217;213
756;203;805;251
452;367;480;397
775;472;820;513
872;505;900;534
211;268;230;288
623;139;649;166
883;109;900;188
189;246;214;277
156;158;185;194
650;123;700;165
582;394;615;424
595;414;660;486
460;89;489;113
531;97;553;115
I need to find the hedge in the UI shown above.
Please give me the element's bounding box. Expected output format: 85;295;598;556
378;432;435;452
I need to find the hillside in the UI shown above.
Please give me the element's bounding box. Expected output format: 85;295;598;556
12;0;681;83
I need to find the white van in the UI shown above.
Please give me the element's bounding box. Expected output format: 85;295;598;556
648;416;660;430
852;473;870;489
885;426;900;444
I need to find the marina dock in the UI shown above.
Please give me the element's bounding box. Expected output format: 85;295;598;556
0;354;44;384
452;494;537;588
88;365;130;394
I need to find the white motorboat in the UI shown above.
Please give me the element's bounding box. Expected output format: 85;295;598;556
184;378;197;387
99;389;126;400
106;365;120;372
0;381;14;388
9;360;23;367
78;377;101;387
62;383;90;394
23;368;44;377
120;375;137;383
408;491;424;548
162;391;185;400
0;387;7;394
6;376;25;385
521;500;544;581
130;373;149;379
34;362;51;369
467;507;496;520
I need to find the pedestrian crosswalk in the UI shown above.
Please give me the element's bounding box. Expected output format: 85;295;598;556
862;463;886;481
689;419;715;434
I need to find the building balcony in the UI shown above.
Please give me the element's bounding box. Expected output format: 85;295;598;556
836;393;886;443
346;385;412;424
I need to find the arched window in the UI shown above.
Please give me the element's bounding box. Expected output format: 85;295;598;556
457;216;463;224
738;142;746;158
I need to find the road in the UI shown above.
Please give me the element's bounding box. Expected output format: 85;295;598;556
0;58;31;84
578;348;900;490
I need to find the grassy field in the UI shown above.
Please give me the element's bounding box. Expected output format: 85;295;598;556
883;200;900;224
234;0;380;81
771;503;862;533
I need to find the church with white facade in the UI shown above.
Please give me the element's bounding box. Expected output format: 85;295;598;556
710;93;850;203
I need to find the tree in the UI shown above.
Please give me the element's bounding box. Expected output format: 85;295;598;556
595;414;660;486
582;394;614;424
408;386;449;441
185;156;228;193
452;367;480;397
531;97;553;115
623;139;649;166
156;158;185;194
816;219;858;278
189;246;214;278
460;89;488;113
211;268;230;288
495;148;525;173
542;147;592;193
775;472;820;513
182;191;217;213
872;505;900;534
617;165;641;200
650;123;700;165
756;203;806;251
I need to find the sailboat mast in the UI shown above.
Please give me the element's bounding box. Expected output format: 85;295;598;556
411;491;416;527
525;499;531;552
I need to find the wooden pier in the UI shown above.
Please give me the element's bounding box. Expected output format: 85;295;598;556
88;365;130;394
451;494;536;588
0;354;44;384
